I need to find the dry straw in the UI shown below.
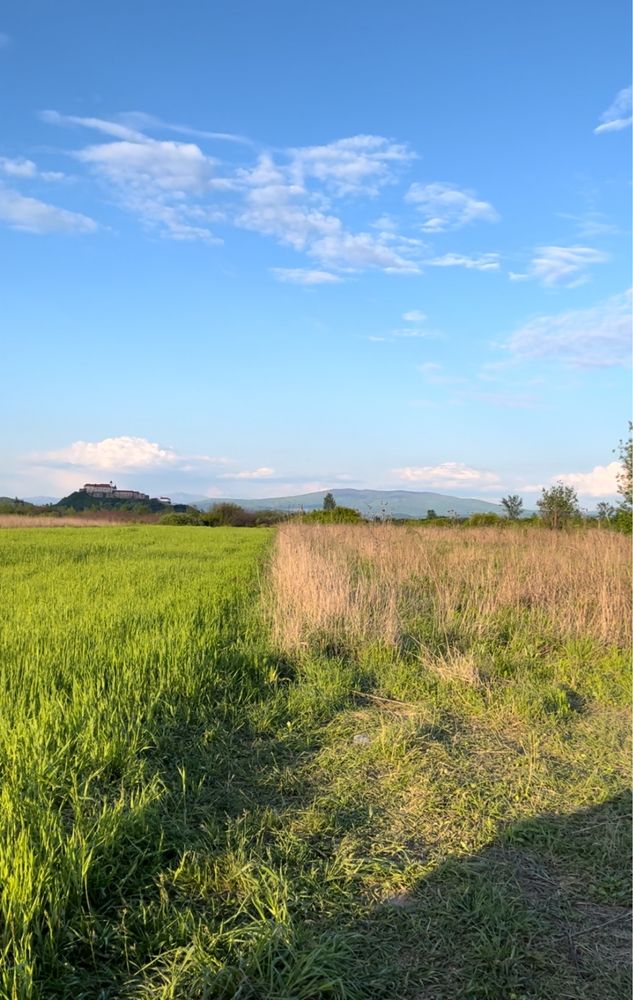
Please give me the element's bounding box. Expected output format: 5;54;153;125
269;523;631;655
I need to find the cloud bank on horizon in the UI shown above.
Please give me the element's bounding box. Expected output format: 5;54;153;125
21;435;623;504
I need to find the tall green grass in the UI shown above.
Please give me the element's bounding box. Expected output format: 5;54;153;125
0;524;630;999
0;527;277;998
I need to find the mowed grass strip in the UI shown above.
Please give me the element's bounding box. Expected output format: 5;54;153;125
0;523;630;999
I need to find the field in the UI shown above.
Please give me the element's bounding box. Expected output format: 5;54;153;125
0;524;630;999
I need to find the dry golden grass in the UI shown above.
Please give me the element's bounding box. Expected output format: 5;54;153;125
270;523;631;655
0;515;122;527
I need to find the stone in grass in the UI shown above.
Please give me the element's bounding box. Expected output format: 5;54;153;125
353;732;371;746
383;891;417;909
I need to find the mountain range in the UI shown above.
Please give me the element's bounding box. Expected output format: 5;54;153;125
190;489;506;518
17;489;513;518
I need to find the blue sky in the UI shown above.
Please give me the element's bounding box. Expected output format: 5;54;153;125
1;0;630;503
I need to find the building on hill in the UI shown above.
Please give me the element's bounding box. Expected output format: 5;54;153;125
80;482;150;501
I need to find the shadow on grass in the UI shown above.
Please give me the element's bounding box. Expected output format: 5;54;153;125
364;790;631;1000
28;638;631;1000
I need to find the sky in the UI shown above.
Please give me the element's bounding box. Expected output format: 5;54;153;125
1;0;631;504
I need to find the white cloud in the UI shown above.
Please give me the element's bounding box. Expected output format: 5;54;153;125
0;156;37;178
44;112;222;241
528;245;608;287
36;112;504;277
594;86;632;134
429;252;500;271
403;309;426;322
41;110;148;142
77;138;217;193
417;362;441;371
219;467;275;480
271;267;342;285
0;156;66;182
556;462;621;497
289;135;413;195
33;435;233;472
504;289;631;368
236;158;341;250
115;111;251;146
237;158;419;273
36;436;181;470
311;230;419;272
406;181;499;232
393;462;500;488
0;185;97;234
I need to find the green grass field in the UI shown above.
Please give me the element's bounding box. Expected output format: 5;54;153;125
0;525;630;999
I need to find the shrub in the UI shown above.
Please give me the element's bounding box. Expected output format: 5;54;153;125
300;507;362;524
467;513;503;526
159;512;201;526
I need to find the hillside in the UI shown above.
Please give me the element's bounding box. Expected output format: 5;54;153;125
199;489;506;518
55;491;167;513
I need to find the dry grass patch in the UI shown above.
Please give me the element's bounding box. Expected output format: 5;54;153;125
269;523;631;656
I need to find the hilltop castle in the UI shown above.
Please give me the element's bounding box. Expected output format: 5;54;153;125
79;482;150;502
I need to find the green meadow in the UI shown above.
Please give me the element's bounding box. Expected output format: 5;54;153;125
0;525;630;999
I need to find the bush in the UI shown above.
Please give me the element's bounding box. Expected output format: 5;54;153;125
613;508;632;534
159;512;201;526
467;513;504;526
300;507;362;524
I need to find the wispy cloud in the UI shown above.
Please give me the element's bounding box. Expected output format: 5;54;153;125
219;467;275;480
0;184;97;234
288;134;413;196
559;211;618;239
594;86;632;134
429;252;500;271
0;156;65;182
402;309;426;322
393;462;500;488
503;289;631;368
523;245;608;287
32;112;502;277
271;267;342;285
115;111;252;146
405;181;498;232
235;152;420;272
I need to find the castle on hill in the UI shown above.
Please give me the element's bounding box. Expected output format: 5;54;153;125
79;482;150;502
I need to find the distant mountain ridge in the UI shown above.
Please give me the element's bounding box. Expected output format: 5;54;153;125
24;496;60;506
9;488;518;519
197;489;505;518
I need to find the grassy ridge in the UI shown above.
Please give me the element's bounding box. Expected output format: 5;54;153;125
0;525;630;998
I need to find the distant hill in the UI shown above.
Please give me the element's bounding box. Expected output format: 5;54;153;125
55;491;167;513
24;496;60;506
168;492;215;506
198;489;506;518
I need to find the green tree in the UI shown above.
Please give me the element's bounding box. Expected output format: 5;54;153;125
323;492;337;511
501;494;523;520
615;422;632;511
426;509;437;520
537;483;579;529
596;501;616;523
